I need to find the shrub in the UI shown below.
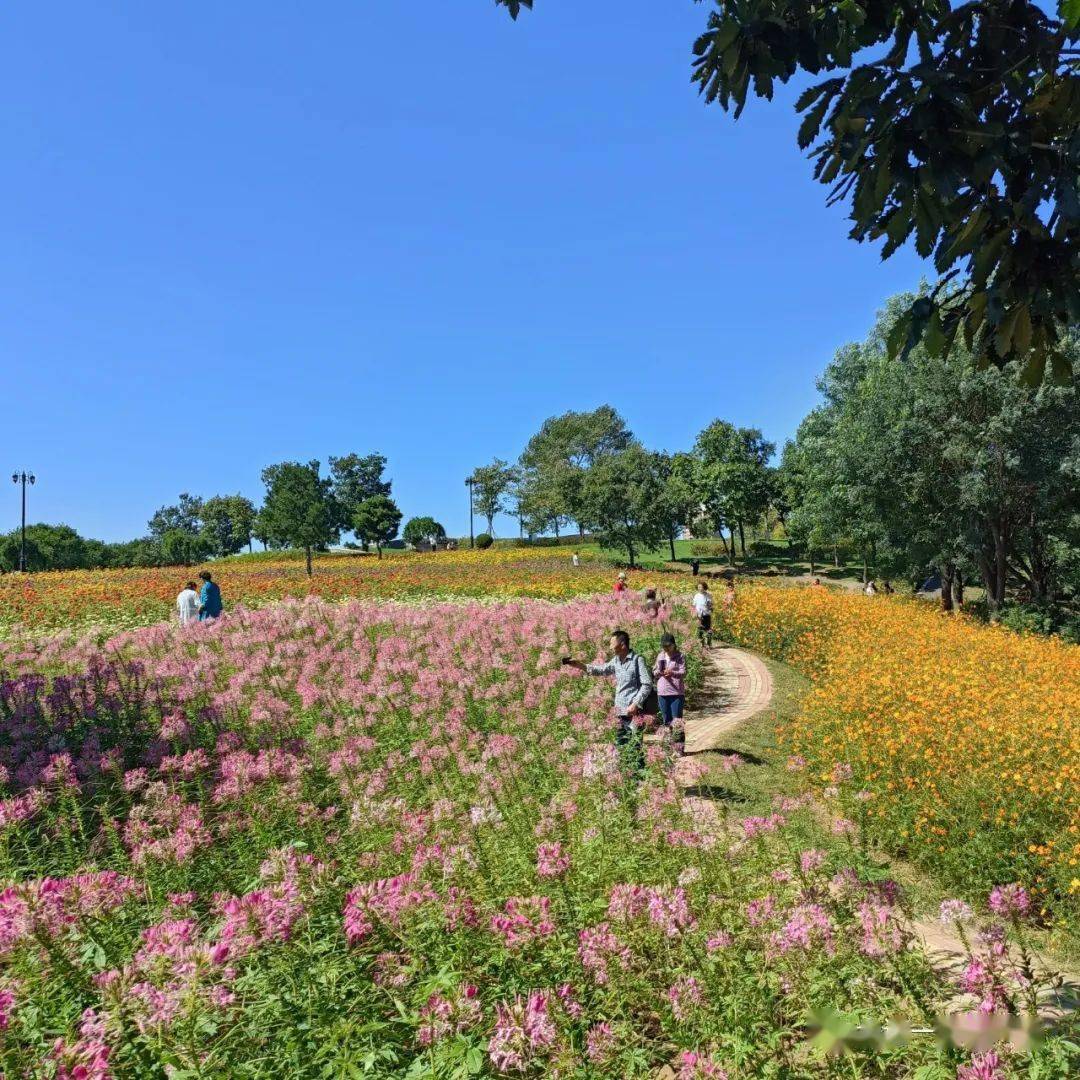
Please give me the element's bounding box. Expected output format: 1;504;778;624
475;533;494;549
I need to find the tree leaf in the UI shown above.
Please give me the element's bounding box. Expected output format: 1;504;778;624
798;97;831;149
1012;303;1033;355
1061;0;1080;29
923;304;945;356
995;305;1020;358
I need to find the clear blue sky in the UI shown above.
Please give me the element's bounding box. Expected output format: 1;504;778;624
2;1;926;543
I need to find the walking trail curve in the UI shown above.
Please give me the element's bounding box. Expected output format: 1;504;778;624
663;643;1080;1021
682;646;774;754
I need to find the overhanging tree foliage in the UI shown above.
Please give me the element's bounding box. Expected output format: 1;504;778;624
497;0;1080;385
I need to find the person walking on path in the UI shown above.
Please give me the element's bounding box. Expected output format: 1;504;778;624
563;630;653;774
653;632;686;739
198;571;223;621
176;581;199;626
692;581;714;647
690;559;700;577
613;572;628;594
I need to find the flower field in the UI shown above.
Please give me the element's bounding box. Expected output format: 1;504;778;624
715;586;1080;927
0;550;634;635
3;591;1070;1077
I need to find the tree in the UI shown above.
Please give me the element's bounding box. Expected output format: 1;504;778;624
469;459;516;536
352;495;402;558
580;446;670;568
0;524;89;572
790;294;1080;614
655;452;699;562
514;465;572;539
402;516;446;550
497;1;1080;385
329;454;391;542
519;406;633;536
259;461;339;575
148;494;203;540
159;528;212;567
200;495;257;558
691;421;775;564
0;533;42;573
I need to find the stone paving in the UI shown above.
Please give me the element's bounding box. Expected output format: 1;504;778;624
682;646;773;754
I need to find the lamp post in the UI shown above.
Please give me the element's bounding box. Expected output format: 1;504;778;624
465;476;475;549
11;471;35;572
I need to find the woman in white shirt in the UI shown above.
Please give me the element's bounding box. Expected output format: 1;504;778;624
176;581;200;625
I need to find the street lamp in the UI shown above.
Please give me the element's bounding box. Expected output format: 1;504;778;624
11;471;36;572
465;476;475;549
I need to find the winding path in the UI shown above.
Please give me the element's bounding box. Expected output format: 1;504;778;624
682;646;774;754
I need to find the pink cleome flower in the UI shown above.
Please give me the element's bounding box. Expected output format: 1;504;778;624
488;990;557;1074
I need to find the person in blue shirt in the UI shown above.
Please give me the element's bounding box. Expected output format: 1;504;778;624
197;571;223;620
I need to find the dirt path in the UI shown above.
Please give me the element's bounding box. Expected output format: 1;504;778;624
682;646;774;754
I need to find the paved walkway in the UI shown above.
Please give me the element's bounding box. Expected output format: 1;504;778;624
682;646;773;754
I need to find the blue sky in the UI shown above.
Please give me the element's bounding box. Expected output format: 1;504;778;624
2;2;926;543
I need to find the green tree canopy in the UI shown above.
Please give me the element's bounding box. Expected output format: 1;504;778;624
352;494;402;558
469;459;517;536
402;516;446;549
519;406;633;536
329;453;391;538
691;420;775;562
200;495;257;558
147;493;203;540
580;446;670;568
259;461;339;575
159;528;212;567
787;293;1080;612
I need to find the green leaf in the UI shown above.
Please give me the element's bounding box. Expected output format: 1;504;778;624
886;311;910;360
972;228;1010;286
712;19;741;53
1020;346;1047;386
1061;0;1080;29
923;304;945;356
798;97;831;149
994;305;1020;357
1012;303;1032;354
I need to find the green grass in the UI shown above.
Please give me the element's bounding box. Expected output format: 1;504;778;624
571;538;870;586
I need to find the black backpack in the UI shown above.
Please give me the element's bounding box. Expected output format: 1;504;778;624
631;652;660;717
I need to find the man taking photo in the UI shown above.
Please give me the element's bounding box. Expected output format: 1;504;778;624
563;629;654;774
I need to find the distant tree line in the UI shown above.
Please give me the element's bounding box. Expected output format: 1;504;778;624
466;290;1080;634
0;453;410;576
467;405;776;569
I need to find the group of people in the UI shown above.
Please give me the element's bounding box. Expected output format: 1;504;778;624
863;579;894;596
563;628;686;771
560;572;741;772
612;570;734;648
176;572;224;625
